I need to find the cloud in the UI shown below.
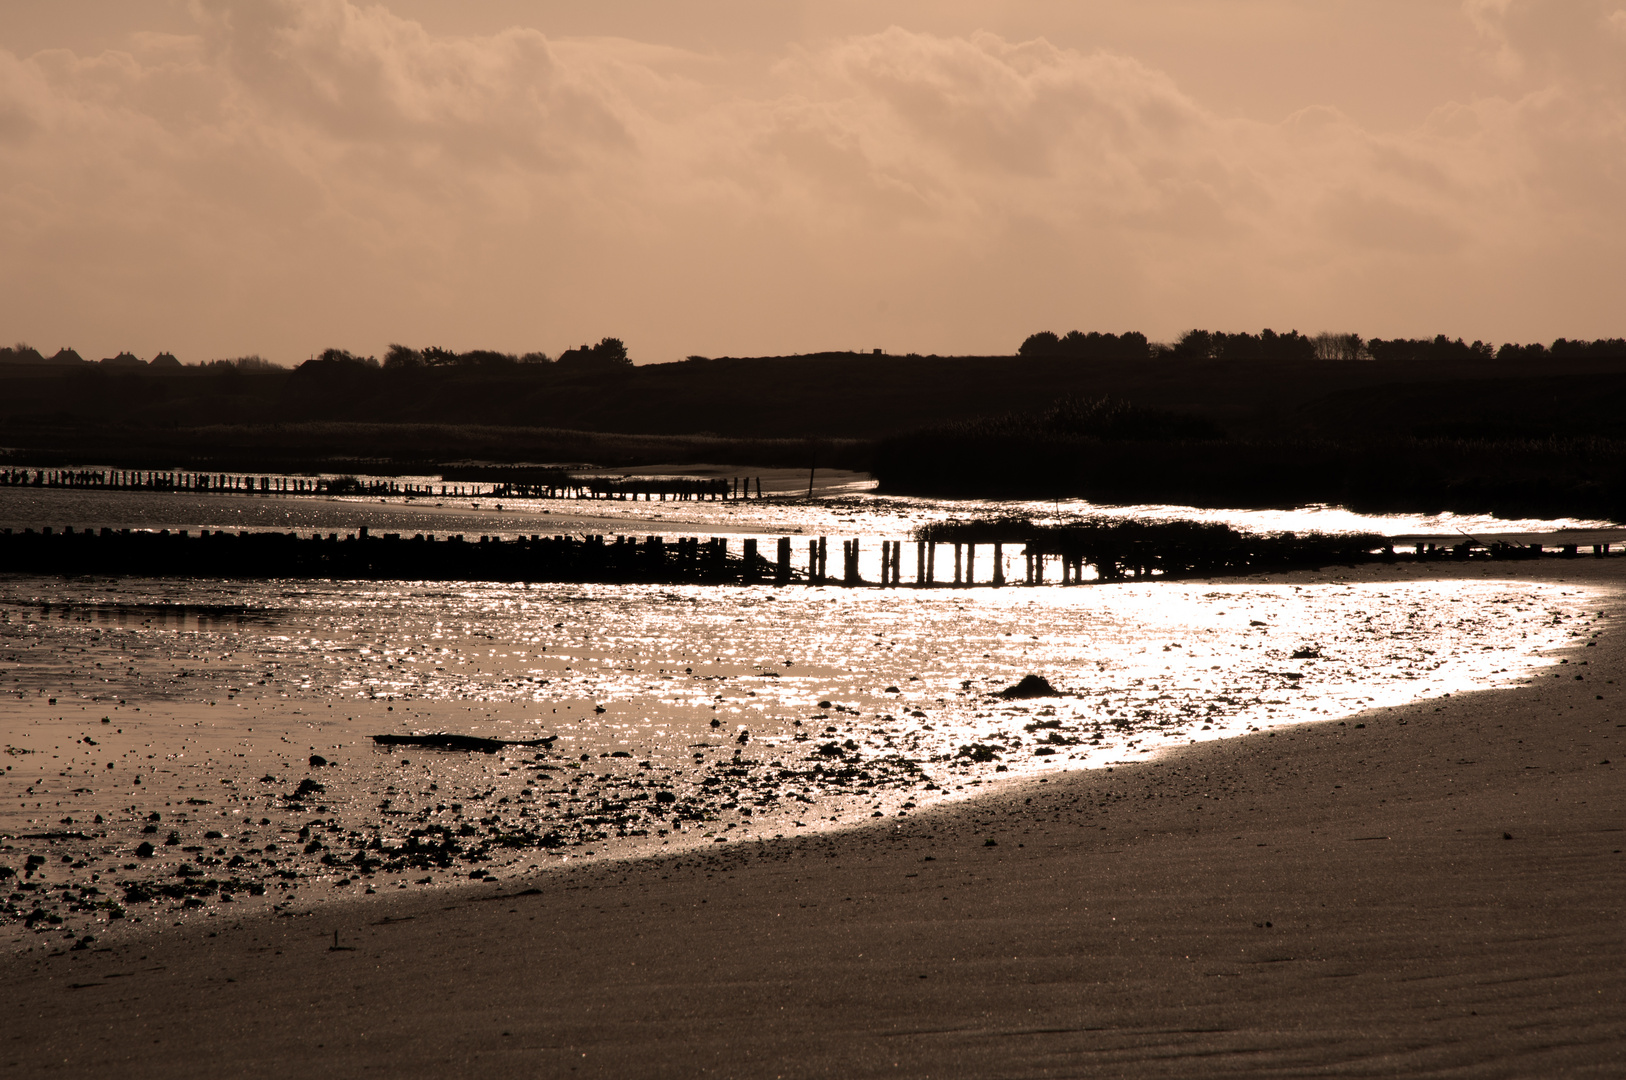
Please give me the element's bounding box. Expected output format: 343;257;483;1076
0;0;1621;362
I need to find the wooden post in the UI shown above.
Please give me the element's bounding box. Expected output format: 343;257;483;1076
809;540;819;584
926;542;936;585
777;537;791;583
1034;550;1044;585
993;543;1004;587
966;543;975;586
879;541;889;585
818;536;828;582
953;543;962;585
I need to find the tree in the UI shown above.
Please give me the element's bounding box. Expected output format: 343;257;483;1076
591;337;630;364
1018;331;1061;357
1174;329;1212;360
384;344;424;370
1311;332;1365;362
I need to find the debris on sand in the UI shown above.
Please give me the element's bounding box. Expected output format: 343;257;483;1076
997;675;1059;699
371;733;559;753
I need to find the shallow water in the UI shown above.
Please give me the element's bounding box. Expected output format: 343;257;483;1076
1;482;1616;546
0;484;1612;949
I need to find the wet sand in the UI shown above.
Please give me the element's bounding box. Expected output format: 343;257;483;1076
2;559;1623;1077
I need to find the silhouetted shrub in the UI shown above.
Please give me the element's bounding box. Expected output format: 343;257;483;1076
384;344;423;370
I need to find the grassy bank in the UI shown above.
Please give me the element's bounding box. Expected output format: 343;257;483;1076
0;421;870;476
877;433;1626;519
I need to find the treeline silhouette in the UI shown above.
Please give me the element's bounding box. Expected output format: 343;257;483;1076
1018;328;1626;368
864;330;1626;519
329;337;632;371
4;328;1626;518
1017;331;1150;361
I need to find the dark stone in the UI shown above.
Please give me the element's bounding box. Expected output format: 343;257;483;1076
997;675;1059;699
309;755;328;767
371;733;557;753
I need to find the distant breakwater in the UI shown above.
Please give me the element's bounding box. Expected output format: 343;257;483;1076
0;467;766;502
1;522;1615;586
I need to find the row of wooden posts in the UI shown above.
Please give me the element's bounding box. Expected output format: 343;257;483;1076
1;469;463;497
5;524;1615;586
0;468;767;501
3;527;1066;587
836;539;1064;586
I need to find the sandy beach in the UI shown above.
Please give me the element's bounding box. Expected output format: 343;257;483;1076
0;558;1620;1077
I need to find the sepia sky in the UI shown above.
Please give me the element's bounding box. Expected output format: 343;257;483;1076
1;0;1622;365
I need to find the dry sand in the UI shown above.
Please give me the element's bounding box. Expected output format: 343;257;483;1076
2;561;1623;1078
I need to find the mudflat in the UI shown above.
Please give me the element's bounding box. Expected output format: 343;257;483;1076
3;561;1623;1078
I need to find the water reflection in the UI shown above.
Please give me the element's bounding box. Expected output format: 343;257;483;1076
1;573;1598;782
0;484;1611;943
0;482;1615;544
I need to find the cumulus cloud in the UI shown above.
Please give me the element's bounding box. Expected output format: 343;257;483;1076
0;0;1621;362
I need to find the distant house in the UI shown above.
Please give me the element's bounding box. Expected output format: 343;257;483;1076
0;344;46;364
100;352;144;367
47;348;85;365
149;352;181;369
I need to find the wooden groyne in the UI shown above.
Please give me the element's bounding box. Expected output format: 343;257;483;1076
1;522;1614;586
911;518;1618;584
0;468;766;502
0;527;783;585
